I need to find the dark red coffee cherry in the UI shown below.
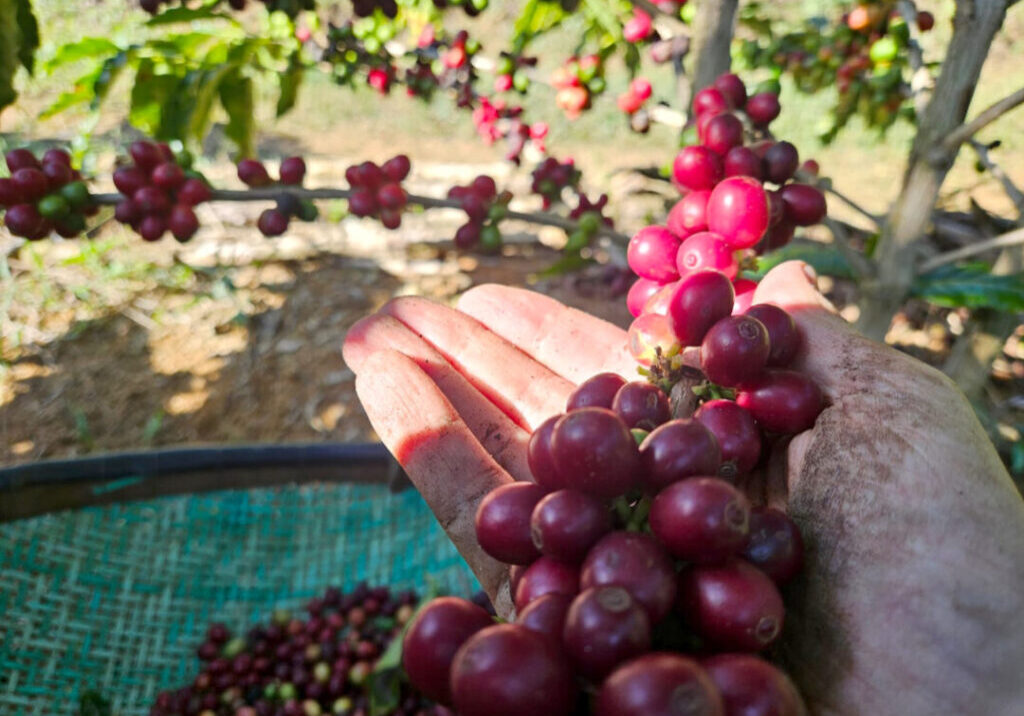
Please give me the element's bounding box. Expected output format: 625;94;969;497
402;597;494;704
515;592;572;647
527;414;564;490
531;489;613;564
744;304;800;367
279;156;306;185
596;653;725;716
736;370;823;434
168;204;199;242
113;166;150;196
703;653;807;716
700;315;771;387
581;531;676;624
762;141;799;185
450;624;577;716
563;586;651;681
382;154;411;183
650;478;751;564
677;559;784;652
475;482;546;565
515;556;580;611
667;270;735;346
257;208;289;237
237;159;272;187
567;372;627;411
130;140;164;170
611;381;671;431
639;419;721;492
152;162;185;190
693;400;762;478
550;408;642;498
742;507;804;586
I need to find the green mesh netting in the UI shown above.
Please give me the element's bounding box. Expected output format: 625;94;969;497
0;483;477;715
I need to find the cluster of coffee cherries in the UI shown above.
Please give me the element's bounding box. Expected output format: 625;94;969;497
401;337;817;715
236;157;319;238
630;71;825;312
344;155;411;230
617;77;655;133
111;141;212;242
0;148;97;240
431;0;489;18
492;53;537;95
551;56;606;120
352;0;400;19
531;157;581;210
448;175;511;251
149;583;450;716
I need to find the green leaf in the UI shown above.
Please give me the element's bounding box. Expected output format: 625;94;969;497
748;242;855;279
129;61;180;135
45;37;121;72
145;4;234;26
581;0;623;41
0;0;19;109
90;51;129;109
39;62;105;118
513;0;568;43
188;62;238;142
911;264;1024;311
15;0;40;72
219;70;254;158
276;56;304;117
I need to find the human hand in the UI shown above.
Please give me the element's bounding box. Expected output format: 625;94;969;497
342;261;1024;715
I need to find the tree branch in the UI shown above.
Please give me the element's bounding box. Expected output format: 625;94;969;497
968;139;1024;219
937;85;1024;156
90;188;631;243
690;0;738;95
918;226;1024;273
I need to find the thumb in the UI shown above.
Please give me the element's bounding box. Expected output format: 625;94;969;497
750;261;870;400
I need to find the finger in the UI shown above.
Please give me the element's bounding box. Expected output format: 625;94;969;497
456;284;638;383
343;315;533;482
355;349;514;617
381;296;574;431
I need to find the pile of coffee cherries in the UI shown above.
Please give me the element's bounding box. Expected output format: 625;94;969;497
402;308;818;714
111;141;213;243
344;155;411;230
149;583;453;716
1;148;97;240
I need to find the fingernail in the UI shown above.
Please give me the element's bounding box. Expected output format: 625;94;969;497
802;263;818;284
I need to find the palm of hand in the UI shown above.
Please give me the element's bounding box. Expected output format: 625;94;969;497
342;262;1024;715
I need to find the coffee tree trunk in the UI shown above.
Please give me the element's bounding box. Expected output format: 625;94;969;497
690;0;738;97
856;0;1011;341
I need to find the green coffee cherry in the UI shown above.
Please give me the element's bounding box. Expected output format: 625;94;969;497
38;194;70;220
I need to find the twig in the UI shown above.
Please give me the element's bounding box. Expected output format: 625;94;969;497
796;170;882;227
90;188;631;243
918;226;1024;273
896;0;934;114
968;139;1024;220
937;85;1024;155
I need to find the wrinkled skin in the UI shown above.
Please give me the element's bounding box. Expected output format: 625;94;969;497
342;261;1024;715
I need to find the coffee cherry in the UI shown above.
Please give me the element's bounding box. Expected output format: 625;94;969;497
133;186;172;215
714;73;748;109
563;586;651;680
257;208;289;237
12;168;49;203
627;313;677;367
596;653;724;716
113;167;150;196
138;214;167;242
742;507;804;585
527;414;563;490
707;177;770;250
354;161;384;188
377;183;407;211
580;531;676;624
745;93;781;126
701;315;771;387
704;654;807;716
380;208;402;230
763;220;796;251
650;478;751;564
450;624;577;716
471;174;497;199
0;178;24;207
4;204;46;238
724;146;764;180
130;140;164;171
169;205;200;242
516;593;572;646
42;160;74;190
676;232;739;280
6;148;41;172
238;159;272;187
642;281;678;317
114;199;141;225
475;483;546;565
744;304;800;367
731;278;758;315
627;278;662;318
550;408;642;498
763;141;799;185
693;400;762;478
735;370;823;434
178;178;212;206
402;597;494;704
703;114;745;156
567;372;626;411
514;557;580;612
611;381;670;431
667;190;711;238
60;181;91;209
42;148;72;167
779;183;826;226
531;489;613;563
454;222;481;249
152;162;185;190
639;419;722;492
917;10;935;31
279;157;306;186
677;559;784;651
348;189;377;218
628;226;681;283
667;270;735;346
382;155;411;183
673;146;724;192
693;87;728;117
37;195;70;220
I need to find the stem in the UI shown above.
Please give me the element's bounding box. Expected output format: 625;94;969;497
90;188;631;243
968;139;1024;220
690;0;738;96
937;85;1024;157
797;170;882;227
918;226;1024;273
